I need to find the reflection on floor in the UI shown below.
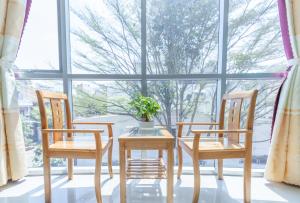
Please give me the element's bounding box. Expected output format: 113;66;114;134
0;174;299;203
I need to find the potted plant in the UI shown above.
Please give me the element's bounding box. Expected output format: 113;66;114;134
129;95;160;128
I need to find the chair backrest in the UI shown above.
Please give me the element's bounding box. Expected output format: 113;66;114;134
218;90;258;143
36;90;72;142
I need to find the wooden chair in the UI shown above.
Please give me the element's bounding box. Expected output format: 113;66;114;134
177;90;258;203
36;90;114;203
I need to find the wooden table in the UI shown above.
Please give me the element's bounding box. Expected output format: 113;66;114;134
118;128;174;203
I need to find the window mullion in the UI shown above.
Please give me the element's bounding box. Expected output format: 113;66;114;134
141;0;147;96
57;0;73;114
217;0;229;116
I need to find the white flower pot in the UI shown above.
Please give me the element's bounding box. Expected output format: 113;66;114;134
138;121;154;129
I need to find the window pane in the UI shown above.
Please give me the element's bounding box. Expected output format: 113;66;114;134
227;0;285;73
72;81;141;166
226;79;281;168
17;80;63;168
70;0;141;74
16;0;59;70
148;80;217;166
147;0;219;74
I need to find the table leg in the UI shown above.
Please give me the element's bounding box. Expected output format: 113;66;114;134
127;149;131;159
158;149;163;158
167;144;174;203
120;144;126;203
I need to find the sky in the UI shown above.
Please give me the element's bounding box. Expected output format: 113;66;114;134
16;0;59;70
16;0;112;71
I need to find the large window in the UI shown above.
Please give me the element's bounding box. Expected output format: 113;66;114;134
17;0;285;169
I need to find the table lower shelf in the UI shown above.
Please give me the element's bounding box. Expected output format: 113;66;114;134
126;158;167;179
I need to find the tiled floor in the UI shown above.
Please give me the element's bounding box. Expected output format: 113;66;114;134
0;174;299;203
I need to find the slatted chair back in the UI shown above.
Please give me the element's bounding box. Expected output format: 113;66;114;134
218;90;258;143
36;90;72;142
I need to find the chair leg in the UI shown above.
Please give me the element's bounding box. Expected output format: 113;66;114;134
177;145;183;179
68;158;73;180
44;156;51;203
108;142;113;178
218;159;223;180
95;155;102;203
192;158;200;203
244;156;251;203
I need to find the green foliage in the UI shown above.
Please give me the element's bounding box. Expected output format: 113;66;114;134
22;106;40;146
129;95;160;122
32;146;65;167
73;87;107;117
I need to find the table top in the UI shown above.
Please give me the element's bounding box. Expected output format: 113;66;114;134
119;127;174;141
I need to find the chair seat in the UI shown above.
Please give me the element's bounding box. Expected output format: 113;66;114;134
49;140;110;153
179;137;245;159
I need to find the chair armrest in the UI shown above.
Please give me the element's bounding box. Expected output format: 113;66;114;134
176;122;220;138
188;129;253;150
42;129;104;134
176;122;219;126
42;129;104;151
72;122;114;138
72;121;114;125
191;129;252;135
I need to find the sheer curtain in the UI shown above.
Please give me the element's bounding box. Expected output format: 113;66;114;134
265;0;300;186
0;0;31;186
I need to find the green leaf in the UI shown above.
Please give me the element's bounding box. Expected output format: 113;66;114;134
129;94;160;121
